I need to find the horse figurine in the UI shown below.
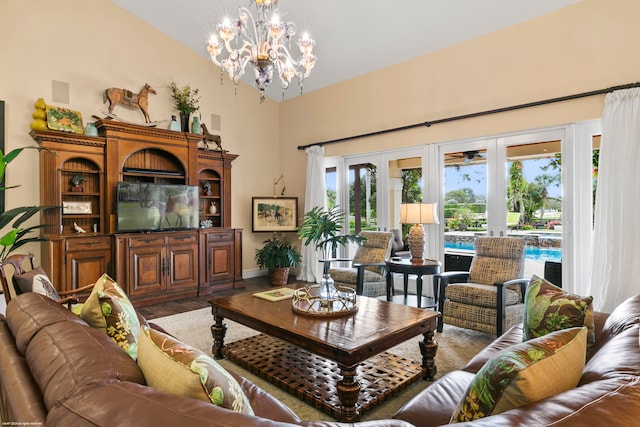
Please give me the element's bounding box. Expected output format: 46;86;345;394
201;123;224;151
104;83;156;123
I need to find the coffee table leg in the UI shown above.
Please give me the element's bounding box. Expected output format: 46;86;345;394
337;363;360;422
211;314;227;359
419;329;438;380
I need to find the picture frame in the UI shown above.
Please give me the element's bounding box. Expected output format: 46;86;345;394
252;197;298;232
62;201;92;214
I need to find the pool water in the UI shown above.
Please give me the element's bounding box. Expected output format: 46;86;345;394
445;241;562;263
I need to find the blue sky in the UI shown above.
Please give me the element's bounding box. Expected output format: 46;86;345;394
325;158;561;199
445;158;561;199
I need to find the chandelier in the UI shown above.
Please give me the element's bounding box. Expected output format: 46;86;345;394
207;0;317;102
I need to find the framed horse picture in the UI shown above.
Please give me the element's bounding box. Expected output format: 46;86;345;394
252;197;298;232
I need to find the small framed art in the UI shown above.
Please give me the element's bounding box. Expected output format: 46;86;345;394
62;201;92;214
252;197;298;232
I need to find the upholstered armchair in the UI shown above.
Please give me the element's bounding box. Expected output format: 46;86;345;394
328;230;393;297
436;237;528;336
390;229;411;259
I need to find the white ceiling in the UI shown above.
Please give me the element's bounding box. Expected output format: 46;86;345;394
111;0;581;102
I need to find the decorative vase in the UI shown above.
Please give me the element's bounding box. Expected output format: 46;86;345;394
169;115;180;131
83;122;98;137
191;115;202;134
34;97;46;110
319;273;336;300
30;97;48;131
179;111;190;132
208;201;217;214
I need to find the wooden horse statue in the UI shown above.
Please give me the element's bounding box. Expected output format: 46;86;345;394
201;123;224;151
104;83;156;123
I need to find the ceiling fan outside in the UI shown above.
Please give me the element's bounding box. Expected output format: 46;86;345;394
446;150;487;164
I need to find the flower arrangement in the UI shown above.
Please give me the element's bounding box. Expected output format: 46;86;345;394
168;81;200;114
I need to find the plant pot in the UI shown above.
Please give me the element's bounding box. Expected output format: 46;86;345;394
269;267;290;287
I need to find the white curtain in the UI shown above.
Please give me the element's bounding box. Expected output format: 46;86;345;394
297;145;326;283
590;88;640;313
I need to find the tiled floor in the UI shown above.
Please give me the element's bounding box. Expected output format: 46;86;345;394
137;275;273;320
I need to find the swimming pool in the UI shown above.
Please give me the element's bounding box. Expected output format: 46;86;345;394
445;241;562;263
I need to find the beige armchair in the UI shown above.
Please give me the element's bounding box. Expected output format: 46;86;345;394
436;237;528;336
328;230;393;297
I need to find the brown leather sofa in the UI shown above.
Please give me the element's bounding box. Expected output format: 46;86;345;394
2;291;639;426
393;294;640;426
0;292;410;427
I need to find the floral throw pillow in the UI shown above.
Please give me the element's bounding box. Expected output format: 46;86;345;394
137;327;254;415
523;274;595;344
450;327;587;423
80;274;141;360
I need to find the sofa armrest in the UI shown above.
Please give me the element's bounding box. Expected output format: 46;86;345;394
0;317;46;425
462;323;524;374
228;370;301;423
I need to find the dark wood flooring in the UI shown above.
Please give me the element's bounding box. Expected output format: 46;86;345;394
137;276;273;320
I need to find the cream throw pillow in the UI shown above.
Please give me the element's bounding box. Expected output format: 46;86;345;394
137;327;253;415
451;327;587;422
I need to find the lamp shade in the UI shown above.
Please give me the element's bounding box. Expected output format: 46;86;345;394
400;203;439;225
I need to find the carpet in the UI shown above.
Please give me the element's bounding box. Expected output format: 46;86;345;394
151;307;494;422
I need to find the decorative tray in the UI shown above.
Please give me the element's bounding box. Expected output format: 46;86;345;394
46;105;83;134
291;285;358;317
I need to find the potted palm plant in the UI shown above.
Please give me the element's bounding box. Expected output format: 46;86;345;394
0;146;56;259
298;206;364;297
255;234;301;287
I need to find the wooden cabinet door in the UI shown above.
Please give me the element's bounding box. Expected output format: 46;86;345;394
165;233;198;290
128;244;165;297
63;236;112;291
202;230;234;284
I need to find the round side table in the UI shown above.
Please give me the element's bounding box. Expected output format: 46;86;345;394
385;258;441;308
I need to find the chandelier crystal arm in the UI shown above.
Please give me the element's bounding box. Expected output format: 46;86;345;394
238;7;259;46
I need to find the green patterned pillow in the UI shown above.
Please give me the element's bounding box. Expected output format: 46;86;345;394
137;327;254;415
523;274;594;344
451;327;587;423
80;274;141;360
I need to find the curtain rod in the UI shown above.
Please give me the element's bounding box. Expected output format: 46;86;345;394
297;81;640;151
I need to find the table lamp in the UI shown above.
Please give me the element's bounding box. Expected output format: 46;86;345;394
400;203;439;261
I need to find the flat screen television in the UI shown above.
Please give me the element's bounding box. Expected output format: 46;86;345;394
116;182;200;232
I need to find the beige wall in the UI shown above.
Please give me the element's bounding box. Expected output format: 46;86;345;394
1;0;638;276
279;0;640;209
0;0;281;272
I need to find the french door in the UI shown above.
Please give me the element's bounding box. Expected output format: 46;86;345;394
325;122;600;292
439;128;566;279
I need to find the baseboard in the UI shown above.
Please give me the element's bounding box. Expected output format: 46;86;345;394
243;268;268;279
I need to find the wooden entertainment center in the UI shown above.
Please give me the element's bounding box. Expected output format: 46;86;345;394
31;119;241;306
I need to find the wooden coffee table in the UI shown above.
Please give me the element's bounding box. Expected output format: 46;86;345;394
209;289;440;421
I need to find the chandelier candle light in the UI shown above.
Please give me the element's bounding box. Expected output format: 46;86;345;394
400;203;439;261
207;0;317;102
